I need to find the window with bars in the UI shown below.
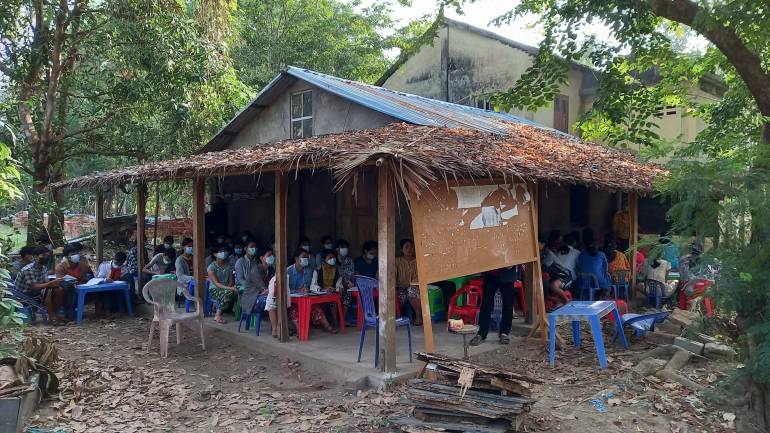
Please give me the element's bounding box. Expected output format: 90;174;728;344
654;105;678;117
291;90;313;139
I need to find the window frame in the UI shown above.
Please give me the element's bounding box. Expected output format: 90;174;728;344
290;90;313;139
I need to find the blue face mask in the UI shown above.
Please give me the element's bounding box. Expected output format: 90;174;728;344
184;246;193;255
247;247;257;256
216;252;229;260
69;254;81;264
299;257;310;267
265;255;275;266
234;248;243;255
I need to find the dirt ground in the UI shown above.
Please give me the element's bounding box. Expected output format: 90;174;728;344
22;311;746;433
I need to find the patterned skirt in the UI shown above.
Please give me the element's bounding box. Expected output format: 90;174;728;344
209;285;237;310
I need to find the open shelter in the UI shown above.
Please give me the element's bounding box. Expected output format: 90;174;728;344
52;68;666;373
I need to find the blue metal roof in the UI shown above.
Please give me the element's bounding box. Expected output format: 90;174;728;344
286;66;568;136
201;66;572;153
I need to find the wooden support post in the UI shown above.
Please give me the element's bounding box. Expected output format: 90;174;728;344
525;181;557;345
275;173;290;342
411;212;435;353
629;192;639;293
192;178;207;315
136;183;147;280
377;166;397;372
95;189;104;264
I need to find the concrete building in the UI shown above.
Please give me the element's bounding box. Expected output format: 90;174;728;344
377;18;725;155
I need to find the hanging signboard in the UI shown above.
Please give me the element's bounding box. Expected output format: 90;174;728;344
410;180;538;284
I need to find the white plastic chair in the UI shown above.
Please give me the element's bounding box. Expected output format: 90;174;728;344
143;279;206;358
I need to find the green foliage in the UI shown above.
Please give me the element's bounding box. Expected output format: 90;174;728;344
483;0;770;387
232;0;414;89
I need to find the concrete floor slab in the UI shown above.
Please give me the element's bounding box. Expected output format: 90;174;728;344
204;317;526;389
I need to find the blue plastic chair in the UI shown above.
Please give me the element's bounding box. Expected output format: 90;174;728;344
238;295;266;335
610;270;631;303
644;280;672;309
185;280;214;316
355;276;413;368
613;311;669;342
10;288;49;323
577;273;603;301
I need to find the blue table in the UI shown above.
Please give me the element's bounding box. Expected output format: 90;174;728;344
548;301;628;369
74;281;133;324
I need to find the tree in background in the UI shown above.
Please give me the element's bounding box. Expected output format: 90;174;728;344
233;0;419;89
0;0;250;245
460;0;769;428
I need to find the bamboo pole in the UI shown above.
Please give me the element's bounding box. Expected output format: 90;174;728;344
629;192;639;294
136;183;147;279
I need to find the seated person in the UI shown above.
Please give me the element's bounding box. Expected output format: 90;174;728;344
143;247;176;277
315;235;334;269
604;235;630;276
175;238;194;288
354;240;378;279
284;250;337;333
298;236;313;256
207;246;237;324
55;242;92;285
641;253;674;297
229;242;244;268
314;249;343;326
258;247;276;287
162;235;174;250
540;236;571;306
577;242;611;296
335;239;355;322
553;233;580;280
15;246;65;324
11;246;35;280
96;251;129;282
234;241;268;325
395;239;421;325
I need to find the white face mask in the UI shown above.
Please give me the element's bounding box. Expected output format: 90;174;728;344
366;253;376;261
323;243;333;250
300;245;310;252
164;243;172;249
326;258;336;266
299;257;310;267
338;247;349;257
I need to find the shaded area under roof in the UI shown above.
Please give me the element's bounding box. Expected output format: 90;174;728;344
53;123;666;194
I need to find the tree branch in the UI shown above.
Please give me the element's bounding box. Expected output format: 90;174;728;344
56;111;115;141
646;0;770;116
41;0;71;141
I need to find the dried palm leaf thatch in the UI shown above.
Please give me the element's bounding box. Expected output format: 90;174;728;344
51;123;667;196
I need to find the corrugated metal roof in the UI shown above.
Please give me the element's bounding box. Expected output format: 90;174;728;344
200;66;574;153
286;66;570;137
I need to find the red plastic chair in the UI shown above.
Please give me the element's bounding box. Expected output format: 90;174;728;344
447;285;483;325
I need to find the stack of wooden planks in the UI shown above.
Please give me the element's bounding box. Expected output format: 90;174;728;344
394;352;541;433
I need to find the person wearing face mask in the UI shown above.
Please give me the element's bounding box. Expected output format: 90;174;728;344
143;247;176;277
162;235;175;250
15;246;66;325
298;236;312;256
234;242;268;326
207;245;237;324
94;251;129;317
334;239;355;323
258;247;276;287
315;235;334;269
55;243;92;285
354;240;378;279
175;238;195;289
312;249;344;326
267;250;337;334
229;242;244;268
12;246;35;280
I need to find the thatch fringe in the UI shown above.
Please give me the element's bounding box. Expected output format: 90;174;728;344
51;123;666;195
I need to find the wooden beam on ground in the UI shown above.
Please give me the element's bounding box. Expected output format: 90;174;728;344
629;192;639;294
95;189;104;264
275;172;290;342
136;182;147;279
192;178;207;316
377;165;397;373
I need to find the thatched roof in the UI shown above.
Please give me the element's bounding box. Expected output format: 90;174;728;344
52;123;666;194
